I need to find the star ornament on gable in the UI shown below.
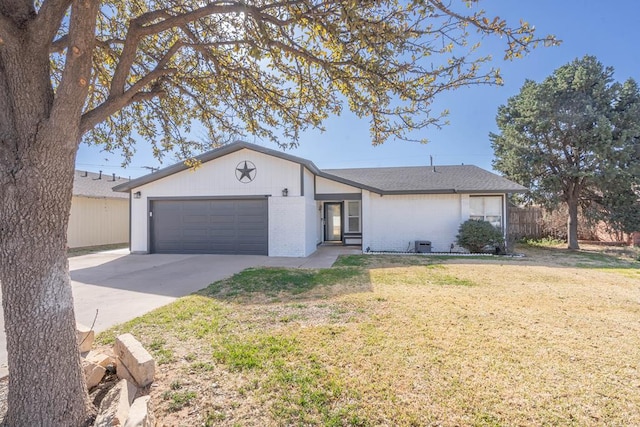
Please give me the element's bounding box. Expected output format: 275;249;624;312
235;161;257;183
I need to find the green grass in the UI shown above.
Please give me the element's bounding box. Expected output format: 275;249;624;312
370;264;477;287
212;335;297;371
148;338;175;365
518;237;566;247
200;266;364;302
333;254;517;269
567;251;638;269
95;245;640;426
96;295;230;346
163;389;197;412
67;243;128;257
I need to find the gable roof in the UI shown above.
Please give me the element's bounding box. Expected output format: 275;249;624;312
323;165;527;194
74;170;129;199
112;141;526;194
113;141;320;192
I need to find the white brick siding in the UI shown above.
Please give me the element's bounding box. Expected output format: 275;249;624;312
269;196;308;256
363;193;466;253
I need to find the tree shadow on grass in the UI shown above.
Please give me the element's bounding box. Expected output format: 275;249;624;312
196;266;374;305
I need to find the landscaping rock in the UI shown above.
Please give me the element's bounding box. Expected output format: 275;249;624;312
77;323;95;353
124;395;155;427
115;360;137;387
94;379;137;427
114;334;155;388
83;359;107;390
86;350;116;368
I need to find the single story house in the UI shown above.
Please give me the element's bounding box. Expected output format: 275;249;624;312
69;170;130;248
113;141;526;256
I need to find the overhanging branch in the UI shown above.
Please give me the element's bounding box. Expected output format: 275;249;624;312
33;0;72;46
81;67;175;134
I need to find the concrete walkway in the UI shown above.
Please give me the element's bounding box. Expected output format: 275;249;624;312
0;245;360;377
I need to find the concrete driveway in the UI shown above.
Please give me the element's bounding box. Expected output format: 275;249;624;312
0;246;359;377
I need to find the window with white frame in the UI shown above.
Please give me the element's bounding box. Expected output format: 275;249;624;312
346;200;361;233
469;196;503;230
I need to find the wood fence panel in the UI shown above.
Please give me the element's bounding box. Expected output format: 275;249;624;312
508;206;544;240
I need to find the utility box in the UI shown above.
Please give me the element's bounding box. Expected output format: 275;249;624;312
415;240;432;253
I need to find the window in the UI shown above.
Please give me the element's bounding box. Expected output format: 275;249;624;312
469;196;503;229
346;201;360;232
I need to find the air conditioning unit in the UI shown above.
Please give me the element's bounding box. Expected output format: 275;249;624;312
415;240;432;253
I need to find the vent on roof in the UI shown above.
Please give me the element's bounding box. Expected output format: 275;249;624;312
93;170;102;180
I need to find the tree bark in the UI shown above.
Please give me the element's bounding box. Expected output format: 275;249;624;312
567;198;580;250
1;144;94;426
0;11;94;425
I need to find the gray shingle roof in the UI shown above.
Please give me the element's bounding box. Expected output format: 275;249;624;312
323;165;527;194
112;141;526;194
74;170;129;199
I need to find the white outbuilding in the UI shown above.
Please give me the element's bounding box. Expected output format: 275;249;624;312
70;170;129;248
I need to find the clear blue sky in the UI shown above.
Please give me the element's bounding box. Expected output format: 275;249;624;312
75;1;640;179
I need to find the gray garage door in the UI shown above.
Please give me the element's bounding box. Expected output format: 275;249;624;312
150;199;268;255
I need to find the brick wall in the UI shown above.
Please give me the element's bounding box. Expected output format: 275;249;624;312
269;196;308;256
363;193;464;253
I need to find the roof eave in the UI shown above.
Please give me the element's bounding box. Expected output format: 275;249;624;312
373;188;528;195
112;141;322;192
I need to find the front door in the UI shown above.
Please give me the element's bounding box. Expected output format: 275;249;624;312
324;203;342;242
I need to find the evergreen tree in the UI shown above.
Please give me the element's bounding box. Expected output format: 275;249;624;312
491;56;640;249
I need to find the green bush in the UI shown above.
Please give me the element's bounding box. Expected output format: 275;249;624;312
456;220;505;253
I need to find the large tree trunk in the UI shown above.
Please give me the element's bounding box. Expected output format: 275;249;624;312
0;10;95;425
0;144;94;426
567;198;580;250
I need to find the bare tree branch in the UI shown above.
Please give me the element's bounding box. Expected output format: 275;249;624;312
49;0;99;139
50;34;68;53
33;0;72;46
81;66;176;134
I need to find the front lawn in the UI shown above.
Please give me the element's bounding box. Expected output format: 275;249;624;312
99;245;640;426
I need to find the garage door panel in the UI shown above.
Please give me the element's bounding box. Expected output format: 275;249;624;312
210;230;236;238
237;230;263;239
209;216;235;224
239;213;265;220
182;228;212;239
155;228;181;240
239;224;265;230
183;215;209;223
151;199;268;255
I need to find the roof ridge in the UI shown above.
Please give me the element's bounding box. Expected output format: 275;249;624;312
323;164;478;171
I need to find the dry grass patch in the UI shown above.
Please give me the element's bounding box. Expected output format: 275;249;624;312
97;247;640;426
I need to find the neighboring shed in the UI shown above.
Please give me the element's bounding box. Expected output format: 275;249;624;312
69;170;130;249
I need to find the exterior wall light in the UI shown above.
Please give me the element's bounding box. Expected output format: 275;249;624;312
282;188;288;197
133;191;142;199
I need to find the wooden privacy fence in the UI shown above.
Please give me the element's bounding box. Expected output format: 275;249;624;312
508;206;544;240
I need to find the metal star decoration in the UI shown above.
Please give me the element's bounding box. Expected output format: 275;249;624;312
235;161;256;183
